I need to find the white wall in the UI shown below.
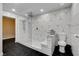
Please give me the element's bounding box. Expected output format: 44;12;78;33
0;3;2;56
71;3;79;56
16;16;32;46
32;7;71;46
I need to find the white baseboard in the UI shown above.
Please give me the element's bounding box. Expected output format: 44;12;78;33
0;52;3;56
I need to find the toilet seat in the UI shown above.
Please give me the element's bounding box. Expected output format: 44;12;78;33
58;41;66;46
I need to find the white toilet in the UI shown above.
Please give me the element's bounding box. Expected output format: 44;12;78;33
58;32;66;53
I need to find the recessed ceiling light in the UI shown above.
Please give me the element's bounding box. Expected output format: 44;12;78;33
12;8;16;12
25;14;28;17
40;9;44;12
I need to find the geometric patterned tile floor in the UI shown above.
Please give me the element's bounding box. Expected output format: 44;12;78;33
3;38;73;56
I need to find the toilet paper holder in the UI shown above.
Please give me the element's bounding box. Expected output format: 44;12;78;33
74;34;79;38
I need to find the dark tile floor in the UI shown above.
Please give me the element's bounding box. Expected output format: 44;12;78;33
3;38;47;56
3;38;73;56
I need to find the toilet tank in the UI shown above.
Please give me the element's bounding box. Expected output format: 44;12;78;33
58;32;66;41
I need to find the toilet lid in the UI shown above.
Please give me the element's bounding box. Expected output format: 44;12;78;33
58;32;66;41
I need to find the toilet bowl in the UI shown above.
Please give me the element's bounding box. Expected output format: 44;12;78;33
58;32;66;53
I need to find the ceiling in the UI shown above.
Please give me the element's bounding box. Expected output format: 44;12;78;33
3;3;72;17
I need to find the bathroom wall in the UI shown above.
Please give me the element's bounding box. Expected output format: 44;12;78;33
16;16;32;46
3;11;32;46
32;7;71;47
71;3;79;56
